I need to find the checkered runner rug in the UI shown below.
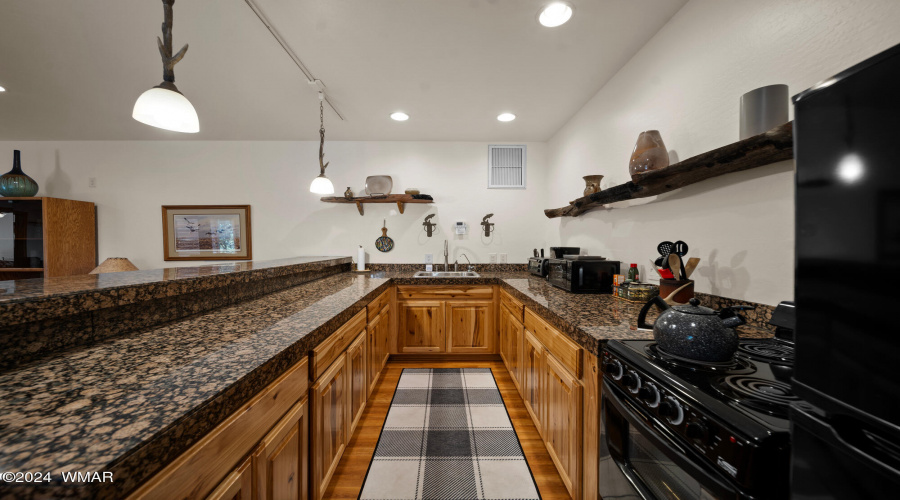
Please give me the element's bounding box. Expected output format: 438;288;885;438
359;368;541;500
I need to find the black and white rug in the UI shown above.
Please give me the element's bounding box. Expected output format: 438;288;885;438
359;368;541;500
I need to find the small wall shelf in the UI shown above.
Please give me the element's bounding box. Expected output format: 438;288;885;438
544;122;794;218
320;194;433;216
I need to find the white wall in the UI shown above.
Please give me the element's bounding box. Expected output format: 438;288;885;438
545;0;900;305
0;141;548;270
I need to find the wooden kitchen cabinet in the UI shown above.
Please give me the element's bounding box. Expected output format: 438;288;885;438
499;303;524;393
128;359;309;500
311;353;349;500
367;304;390;396
544;352;583;499
347;332;368;436
523;330;544;435
207;456;254;500
397;300;445;353
445;300;494;353
253;397;310;500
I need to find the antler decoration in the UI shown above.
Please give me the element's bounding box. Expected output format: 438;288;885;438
319;94;329;175
157;0;188;88
481;214;495;237
423;214;437;237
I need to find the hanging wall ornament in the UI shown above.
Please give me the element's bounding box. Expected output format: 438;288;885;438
375;219;394;252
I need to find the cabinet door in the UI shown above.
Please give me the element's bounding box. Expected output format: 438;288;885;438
544;353;583;499
397;301;445;353
523;330;544;436
367;306;391;396
378;306;390;369
207;455;254;500
500;307;524;392
347;332;368;437
445;300;494;353
312;354;349;500
254;397;310;500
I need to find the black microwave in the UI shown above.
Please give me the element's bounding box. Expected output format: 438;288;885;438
548;258;620;293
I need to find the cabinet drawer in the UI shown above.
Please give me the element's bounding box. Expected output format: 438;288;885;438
312;309;366;380
128;358;309;500
500;289;524;322
397;285;493;300
367;289;391;321
524;308;583;379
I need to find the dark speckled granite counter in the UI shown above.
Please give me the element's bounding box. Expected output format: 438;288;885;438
0;267;773;499
0;257;352;372
0;256;352;324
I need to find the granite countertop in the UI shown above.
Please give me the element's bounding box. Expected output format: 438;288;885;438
379;270;773;356
0;256;351;325
0;272;391;499
0;269;773;498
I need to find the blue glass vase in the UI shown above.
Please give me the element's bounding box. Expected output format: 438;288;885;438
0;150;39;197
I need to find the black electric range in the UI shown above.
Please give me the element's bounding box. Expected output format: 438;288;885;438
599;334;797;499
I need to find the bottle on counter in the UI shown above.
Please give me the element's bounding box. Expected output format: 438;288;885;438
627;263;639;282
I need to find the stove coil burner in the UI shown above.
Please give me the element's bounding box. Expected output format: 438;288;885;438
645;343;753;373
737;340;795;364
717;375;800;417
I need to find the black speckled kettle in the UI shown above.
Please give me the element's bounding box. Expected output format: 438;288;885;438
637;296;755;362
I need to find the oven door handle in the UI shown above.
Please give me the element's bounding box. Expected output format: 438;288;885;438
603;382;735;498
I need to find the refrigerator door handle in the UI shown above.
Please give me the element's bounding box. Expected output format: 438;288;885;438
798;408;900;477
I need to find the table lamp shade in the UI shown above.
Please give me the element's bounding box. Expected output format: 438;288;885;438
90;258;139;274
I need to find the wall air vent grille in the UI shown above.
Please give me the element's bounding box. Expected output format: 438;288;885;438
488;145;526;189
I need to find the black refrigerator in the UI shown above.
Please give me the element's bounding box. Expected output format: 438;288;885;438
792;42;900;499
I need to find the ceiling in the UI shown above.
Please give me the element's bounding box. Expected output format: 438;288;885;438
0;0;686;141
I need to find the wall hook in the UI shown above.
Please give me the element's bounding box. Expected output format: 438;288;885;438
423;214;437;237
481;213;495;237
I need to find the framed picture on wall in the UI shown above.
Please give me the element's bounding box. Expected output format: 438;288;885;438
161;205;252;261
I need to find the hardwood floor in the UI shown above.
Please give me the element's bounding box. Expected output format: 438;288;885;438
322;360;571;499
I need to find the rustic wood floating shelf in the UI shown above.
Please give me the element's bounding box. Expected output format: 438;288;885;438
320;194;433;216
544;122;794;218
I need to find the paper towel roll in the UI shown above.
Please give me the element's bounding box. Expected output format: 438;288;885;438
357;246;365;271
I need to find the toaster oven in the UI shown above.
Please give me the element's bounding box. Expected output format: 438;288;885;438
528;257;550;277
548;258;620;293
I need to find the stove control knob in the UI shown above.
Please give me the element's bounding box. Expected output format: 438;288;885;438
638;383;660;407
622;370;641;393
659;397;684;426
686;420;709;443
604;359;624;380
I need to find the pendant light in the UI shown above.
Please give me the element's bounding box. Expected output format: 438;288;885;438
132;0;199;133
310;92;335;194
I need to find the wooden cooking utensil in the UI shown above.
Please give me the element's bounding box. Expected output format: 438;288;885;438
668;253;682;280
684;257;701;278
662;281;695;305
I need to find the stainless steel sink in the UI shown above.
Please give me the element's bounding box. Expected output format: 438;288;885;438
413;271;480;278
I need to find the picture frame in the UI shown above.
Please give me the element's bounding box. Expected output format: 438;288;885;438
161;205;252;261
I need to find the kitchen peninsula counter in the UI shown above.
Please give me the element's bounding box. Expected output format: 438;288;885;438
0;264;773;499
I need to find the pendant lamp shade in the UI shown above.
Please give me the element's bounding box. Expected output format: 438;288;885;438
133;84;199;133
310;174;335;194
134;0;198;134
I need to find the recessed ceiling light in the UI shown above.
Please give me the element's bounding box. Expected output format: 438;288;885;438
390;112;409;121
538;2;573;28
497;113;516;122
0;86;6;92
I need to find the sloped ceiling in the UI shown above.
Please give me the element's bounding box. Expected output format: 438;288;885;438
0;0;686;140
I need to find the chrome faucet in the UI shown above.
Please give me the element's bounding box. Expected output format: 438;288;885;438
444;239;449;271
454;253;473;272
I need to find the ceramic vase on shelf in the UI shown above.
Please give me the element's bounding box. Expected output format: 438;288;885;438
344;187;354;200
0;150;39;197
582;175;604;197
628;130;669;178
